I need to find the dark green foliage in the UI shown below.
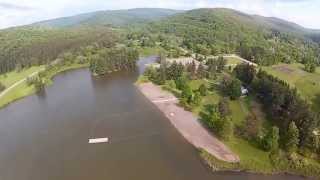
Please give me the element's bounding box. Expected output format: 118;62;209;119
304;62;317;73
0;27;118;74
285;122;300;154
0;82;5;92
269;150;320;178
198;84;207;96
252;70;318;149
234;63;256;85
144;67;162;85
148;8;319;66
166;61;184;80
262;126;280;151
221;76;242;100
218;98;231;117
200;104;233;140
90;47;139;75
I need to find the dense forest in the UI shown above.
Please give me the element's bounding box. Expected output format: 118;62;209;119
234;64;319;151
89;47;139;75
1;8;320;75
0;27;118;74
143;8;320;66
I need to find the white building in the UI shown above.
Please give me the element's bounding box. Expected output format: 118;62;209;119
241;86;249;96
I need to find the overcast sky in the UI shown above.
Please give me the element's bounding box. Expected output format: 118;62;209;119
0;0;319;29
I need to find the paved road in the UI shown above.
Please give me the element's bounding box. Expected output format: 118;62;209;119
0;68;44;99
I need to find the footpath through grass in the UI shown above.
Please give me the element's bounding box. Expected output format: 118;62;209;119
0;63;88;109
0;66;44;88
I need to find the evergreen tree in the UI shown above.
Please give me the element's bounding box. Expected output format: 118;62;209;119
234;63;256;85
285;121;300;154
228;78;242;100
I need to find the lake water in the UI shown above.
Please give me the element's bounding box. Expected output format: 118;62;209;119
0;57;308;180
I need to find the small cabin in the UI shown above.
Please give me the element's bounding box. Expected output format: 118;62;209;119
241;86;249;96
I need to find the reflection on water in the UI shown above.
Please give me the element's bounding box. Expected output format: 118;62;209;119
0;57;309;180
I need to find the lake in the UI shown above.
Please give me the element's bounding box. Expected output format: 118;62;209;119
0;56;308;180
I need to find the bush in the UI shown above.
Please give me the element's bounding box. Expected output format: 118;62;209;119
261;126;280;151
198;84;207;96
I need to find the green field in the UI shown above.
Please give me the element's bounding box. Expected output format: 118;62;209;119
262;63;320;111
0;63;88;108
138;46;165;57
225;56;244;66
0;66;44;88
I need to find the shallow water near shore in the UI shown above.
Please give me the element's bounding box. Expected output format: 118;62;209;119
0;56;309;180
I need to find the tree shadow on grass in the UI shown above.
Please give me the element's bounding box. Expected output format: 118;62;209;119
312;93;320;113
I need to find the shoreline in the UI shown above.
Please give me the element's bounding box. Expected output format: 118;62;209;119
0;63;88;109
137;82;239;163
137;81;318;179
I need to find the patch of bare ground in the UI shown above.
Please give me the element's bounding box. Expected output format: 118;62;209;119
138;82;239;163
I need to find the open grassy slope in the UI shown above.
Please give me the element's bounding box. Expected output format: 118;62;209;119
0;66;44;88
262;63;320;111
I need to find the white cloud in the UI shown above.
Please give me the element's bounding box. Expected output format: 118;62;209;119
0;0;319;29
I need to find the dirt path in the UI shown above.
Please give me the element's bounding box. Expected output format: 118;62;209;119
0;69;44;99
138;82;239;163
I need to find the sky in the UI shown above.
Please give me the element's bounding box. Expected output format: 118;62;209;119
0;0;319;29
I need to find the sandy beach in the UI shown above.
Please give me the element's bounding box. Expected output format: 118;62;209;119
138;82;239;163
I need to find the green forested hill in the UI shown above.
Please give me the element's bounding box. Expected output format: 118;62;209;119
0;26;119;73
31;8;182;28
1;8;320;74
146;8;320;65
0;8;181;73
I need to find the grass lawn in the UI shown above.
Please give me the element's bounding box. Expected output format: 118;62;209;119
225;56;244;66
0;66;44;88
138;46;164;57
0;63;88;109
262;63;320;111
225;137;274;173
0;82;35;108
186;77;277;173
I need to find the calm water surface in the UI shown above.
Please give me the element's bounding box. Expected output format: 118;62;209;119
0;57;308;180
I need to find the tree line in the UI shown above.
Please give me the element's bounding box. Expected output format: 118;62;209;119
89;47;139;76
234;63;319;153
0;27;118;74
